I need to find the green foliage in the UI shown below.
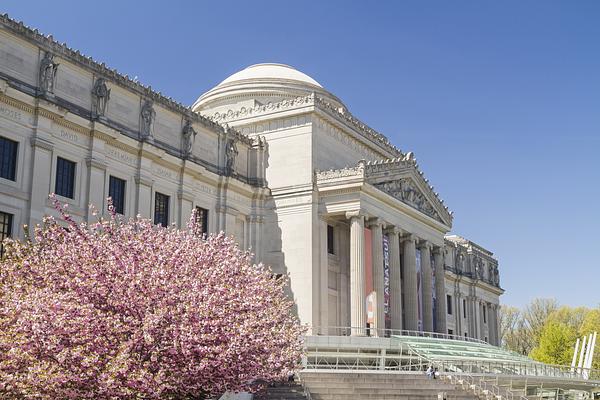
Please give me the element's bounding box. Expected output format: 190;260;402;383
530;321;576;365
500;300;600;369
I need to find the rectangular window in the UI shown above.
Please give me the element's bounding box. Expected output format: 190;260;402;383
463;299;467;319
448;329;453;336
465;332;468;338
483;305;487;323
195;206;209;235
0;136;18;181
108;176;126;215
55;157;76;199
446;294;453;315
154;192;170;227
0;211;13;257
327;225;334;254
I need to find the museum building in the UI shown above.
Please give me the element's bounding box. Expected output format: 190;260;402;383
0;15;503;344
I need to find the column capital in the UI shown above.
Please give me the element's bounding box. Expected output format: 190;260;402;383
366;217;383;229
418;240;432;251
384;226;402;236
433;245;444;256
401;233;417;243
345;210;365;221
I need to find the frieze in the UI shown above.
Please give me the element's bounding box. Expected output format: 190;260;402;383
209;94;316;123
315;166;364;181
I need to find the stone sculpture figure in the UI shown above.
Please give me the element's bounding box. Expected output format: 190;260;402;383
92;78;110;117
182;119;197;157
140;99;155;141
225;137;238;176
39;51;59;94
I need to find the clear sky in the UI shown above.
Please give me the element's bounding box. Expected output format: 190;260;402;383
3;1;599;308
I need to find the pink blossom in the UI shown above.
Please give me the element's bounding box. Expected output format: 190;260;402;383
0;195;304;399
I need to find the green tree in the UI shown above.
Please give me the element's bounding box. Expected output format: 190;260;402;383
530;321;577;366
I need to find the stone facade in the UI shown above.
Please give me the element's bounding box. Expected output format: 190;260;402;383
0;15;503;345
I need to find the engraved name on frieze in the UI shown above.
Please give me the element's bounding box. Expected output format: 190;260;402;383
0;105;23;122
105;146;136;166
153;165;174;179
58;129;79;143
197;184;216;195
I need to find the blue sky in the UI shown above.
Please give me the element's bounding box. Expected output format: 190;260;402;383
3;1;599;308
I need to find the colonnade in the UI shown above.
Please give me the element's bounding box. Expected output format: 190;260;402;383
346;211;447;337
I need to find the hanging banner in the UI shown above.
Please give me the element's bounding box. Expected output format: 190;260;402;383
431;253;437;333
383;234;390;331
416;249;423;332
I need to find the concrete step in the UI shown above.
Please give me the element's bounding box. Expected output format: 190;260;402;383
299;371;481;400
255;382;308;400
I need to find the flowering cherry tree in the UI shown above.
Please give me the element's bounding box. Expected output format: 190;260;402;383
0;197;303;399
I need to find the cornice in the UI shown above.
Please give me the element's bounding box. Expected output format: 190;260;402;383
205;93;404;158
0;13;254;145
316;157;453;225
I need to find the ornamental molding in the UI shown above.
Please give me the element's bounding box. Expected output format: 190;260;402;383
206;92;404;158
209;94;316;123
315;165;364;181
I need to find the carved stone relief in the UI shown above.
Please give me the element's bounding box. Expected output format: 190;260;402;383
374;178;442;222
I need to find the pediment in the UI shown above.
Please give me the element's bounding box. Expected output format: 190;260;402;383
372;176;449;225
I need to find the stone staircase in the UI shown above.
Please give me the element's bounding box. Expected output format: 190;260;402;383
254;381;309;400
299;371;483;400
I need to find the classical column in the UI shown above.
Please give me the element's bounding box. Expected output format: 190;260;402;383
386;227;402;332
419;242;433;333
347;212;366;336
368;218;385;336
318;218;329;335
402;234;418;331
433;247;447;334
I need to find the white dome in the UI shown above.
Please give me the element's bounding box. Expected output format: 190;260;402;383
217;63;323;88
193;62;344;112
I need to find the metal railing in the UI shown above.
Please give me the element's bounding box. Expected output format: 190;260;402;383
302;328;600;384
306;325;489;345
434;359;600;382
442;371;528;400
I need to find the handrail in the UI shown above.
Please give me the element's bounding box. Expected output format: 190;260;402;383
306;325;489;345
303;328;600;382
